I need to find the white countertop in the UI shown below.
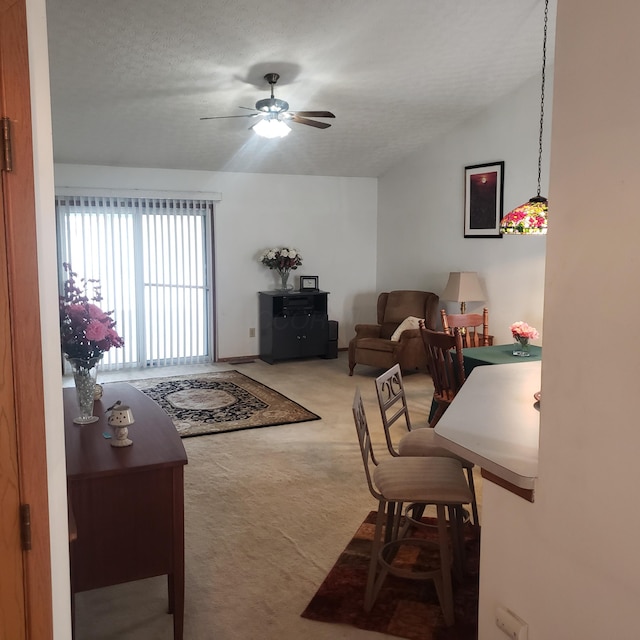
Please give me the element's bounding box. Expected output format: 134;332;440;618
434;360;541;490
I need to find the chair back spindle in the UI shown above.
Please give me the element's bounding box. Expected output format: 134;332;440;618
419;322;465;426
440;307;491;348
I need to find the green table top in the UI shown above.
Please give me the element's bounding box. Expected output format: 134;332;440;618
463;343;542;374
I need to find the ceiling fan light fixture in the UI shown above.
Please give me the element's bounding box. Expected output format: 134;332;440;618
253;117;291;139
256;97;289;113
201;71;334;135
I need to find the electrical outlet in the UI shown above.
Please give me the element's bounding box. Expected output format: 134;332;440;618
496;606;528;640
249;328;256;338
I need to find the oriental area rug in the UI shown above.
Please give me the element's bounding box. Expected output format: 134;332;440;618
129;370;320;438
301;511;479;640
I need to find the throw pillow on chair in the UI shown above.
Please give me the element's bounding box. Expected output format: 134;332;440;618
390;316;423;341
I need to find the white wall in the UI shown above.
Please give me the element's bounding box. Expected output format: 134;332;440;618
54;165;378;358
478;1;640;638
378;74;551;344
26;0;72;637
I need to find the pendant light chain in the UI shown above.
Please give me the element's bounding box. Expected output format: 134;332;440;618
498;0;550;234
536;0;549;198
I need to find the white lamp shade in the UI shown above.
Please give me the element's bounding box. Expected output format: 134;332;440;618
108;405;135;426
441;271;485;304
253;118;291;139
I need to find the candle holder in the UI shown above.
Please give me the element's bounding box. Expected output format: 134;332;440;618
107;402;135;447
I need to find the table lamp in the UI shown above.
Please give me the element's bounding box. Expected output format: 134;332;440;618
441;271;485;314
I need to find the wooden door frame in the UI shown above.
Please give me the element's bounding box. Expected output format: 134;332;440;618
0;0;53;636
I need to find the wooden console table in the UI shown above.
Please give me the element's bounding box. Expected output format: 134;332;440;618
64;382;188;639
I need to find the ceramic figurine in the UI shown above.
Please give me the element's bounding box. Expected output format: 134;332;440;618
107;401;134;447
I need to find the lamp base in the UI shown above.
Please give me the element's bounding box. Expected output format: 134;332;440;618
110;437;133;447
110;425;133;447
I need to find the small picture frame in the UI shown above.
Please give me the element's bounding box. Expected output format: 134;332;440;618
464;161;504;238
299;275;319;291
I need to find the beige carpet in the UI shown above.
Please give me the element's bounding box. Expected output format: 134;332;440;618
128;370;320;437
73;353;482;640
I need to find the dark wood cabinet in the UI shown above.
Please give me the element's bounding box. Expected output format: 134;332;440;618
259;290;329;363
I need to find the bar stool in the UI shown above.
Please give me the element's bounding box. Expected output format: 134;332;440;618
352;388;472;626
375;363;480;530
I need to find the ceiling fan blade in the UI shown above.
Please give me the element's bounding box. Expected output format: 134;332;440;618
200;114;259;120
291;115;332;129
290;111;335;118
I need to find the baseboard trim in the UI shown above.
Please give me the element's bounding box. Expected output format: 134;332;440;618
218;348;346;364
217;356;258;364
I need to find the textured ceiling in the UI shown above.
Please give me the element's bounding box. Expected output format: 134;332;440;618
46;0;555;178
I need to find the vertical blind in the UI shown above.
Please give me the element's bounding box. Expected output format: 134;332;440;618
56;195;214;370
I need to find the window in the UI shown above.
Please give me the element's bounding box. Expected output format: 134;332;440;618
56;194;215;370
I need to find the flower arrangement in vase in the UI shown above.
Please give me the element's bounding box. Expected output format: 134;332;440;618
59;263;124;423
509;321;539;357
259;247;302;290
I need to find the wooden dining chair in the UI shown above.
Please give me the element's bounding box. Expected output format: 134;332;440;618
419;323;466;427
352;388;472;625
375;363;479;529
440;307;491;348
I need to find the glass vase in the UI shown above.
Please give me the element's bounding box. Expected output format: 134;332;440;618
67;356;101;424
512;337;531;357
279;269;291;290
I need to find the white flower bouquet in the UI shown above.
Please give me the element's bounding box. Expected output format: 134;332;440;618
259;247;303;273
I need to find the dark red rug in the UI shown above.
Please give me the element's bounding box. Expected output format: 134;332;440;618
301;511;479;640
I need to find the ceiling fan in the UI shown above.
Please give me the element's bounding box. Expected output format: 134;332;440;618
200;73;335;138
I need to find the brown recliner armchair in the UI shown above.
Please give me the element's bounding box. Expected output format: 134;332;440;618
348;290;439;376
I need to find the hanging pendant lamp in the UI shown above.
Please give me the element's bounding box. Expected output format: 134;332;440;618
500;0;549;235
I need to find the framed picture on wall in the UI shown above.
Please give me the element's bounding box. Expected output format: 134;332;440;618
464;161;504;238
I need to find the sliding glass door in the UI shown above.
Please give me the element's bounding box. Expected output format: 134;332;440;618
56;195;214;369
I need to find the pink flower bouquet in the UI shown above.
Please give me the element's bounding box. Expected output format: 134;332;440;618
59;264;124;363
510;321;539;342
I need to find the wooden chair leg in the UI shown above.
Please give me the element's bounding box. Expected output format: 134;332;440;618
436;504;455;626
429;404;444;428
466;467;480;532
456;506;467;572
429;399;452;428
448;505;465;581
